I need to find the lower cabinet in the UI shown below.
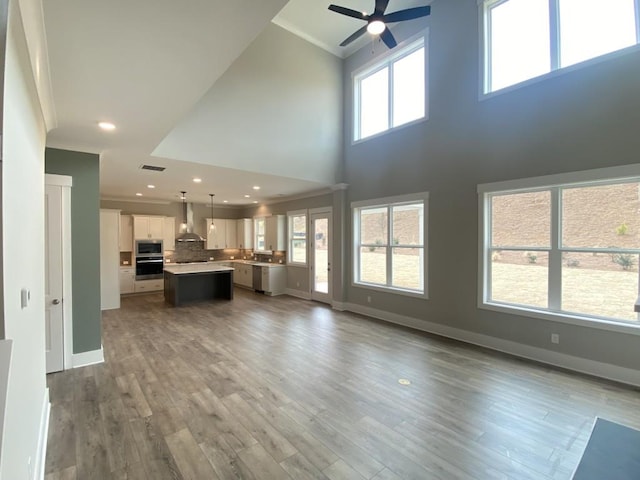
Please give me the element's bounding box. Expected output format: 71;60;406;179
120;267;135;294
233;263;253;289
134;279;163;293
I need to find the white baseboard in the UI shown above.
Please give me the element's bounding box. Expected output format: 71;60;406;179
344;302;640;387
72;346;104;368
332;301;347;311
285;288;312;300
34;388;50;480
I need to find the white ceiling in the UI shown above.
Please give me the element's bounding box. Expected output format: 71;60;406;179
42;0;428;206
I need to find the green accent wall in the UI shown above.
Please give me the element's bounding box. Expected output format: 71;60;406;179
45;148;101;354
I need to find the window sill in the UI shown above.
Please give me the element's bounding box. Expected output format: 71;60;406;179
352;115;428;145
479;301;640;336
353;281;427;300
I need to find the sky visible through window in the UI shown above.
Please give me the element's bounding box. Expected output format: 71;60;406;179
489;0;637;92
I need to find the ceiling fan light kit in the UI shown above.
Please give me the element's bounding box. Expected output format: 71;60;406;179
329;0;431;49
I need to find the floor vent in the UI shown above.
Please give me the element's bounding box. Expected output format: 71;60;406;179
140;164;166;172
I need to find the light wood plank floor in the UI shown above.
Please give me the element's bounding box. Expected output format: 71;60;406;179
45;289;640;479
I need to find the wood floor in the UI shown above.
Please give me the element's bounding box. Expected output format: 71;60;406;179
45;289;640;480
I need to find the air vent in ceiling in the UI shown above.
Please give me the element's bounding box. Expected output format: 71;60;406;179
140;164;166;172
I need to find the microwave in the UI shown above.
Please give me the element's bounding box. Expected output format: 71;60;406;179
136;240;163;256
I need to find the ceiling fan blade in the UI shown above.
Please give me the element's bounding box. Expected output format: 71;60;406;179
374;0;390;16
328;4;367;20
380;28;397;49
383;6;431;23
340;25;368;46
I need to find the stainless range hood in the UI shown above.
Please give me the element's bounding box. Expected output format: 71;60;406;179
176;197;204;242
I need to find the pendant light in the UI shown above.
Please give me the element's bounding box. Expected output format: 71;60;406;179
209;194;216;231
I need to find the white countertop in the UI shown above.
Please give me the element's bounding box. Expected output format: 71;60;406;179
164;260;286;269
164;264;234;275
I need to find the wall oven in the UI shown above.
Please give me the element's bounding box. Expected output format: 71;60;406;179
135;240;164;280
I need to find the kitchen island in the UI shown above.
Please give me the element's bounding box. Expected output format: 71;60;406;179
163;263;234;306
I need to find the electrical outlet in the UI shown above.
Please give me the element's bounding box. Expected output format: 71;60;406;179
296;282;300;287
367;295;371;303
551;333;560;344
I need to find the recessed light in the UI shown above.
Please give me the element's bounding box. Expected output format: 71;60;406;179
135;193;143;196
252;186;260;190
193;178;202;183
98;121;116;131
244;194;250;198
147;184;155;189
223;200;228;203
253;201;258;204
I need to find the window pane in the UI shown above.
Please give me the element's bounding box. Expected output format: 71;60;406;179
559;0;636;68
257;236;265;251
360;67;389;139
256;219;265;235
491;191;551;247
292;215;306;235
562;252;638;322
489;0;550;91
392;247;423;290
490;250;548;308
360;207;388;245
392;48;425;128
562;183;640;249
360;247;387;285
292;239;306;263
392;203;423;245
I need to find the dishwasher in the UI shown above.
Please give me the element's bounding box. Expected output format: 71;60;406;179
252;265;263;292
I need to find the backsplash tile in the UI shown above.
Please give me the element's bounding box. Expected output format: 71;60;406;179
164;242;286;264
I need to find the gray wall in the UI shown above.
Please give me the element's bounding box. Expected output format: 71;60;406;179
343;0;640;370
46;148;101;354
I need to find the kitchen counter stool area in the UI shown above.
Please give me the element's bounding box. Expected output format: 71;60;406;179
163;264;234;306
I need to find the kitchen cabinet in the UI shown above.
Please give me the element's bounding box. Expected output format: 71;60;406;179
265;215;286;251
119;214;133;252
205;219;237;249
134;279;163;293
233;262;253;288
119;267;135;294
164;216;175;250
237;219;253;249
261;265;286;296
100;209;121;310
133;215;164;240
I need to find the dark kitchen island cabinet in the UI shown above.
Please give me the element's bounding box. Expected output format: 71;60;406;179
163;264;234;306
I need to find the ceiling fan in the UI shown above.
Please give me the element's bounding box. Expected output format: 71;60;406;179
329;0;431;49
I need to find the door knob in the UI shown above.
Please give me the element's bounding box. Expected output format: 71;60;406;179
52;299;60;305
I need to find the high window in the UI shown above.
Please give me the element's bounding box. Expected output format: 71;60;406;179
287;210;307;265
483;0;640;93
479;167;640;328
353;36;427;141
352;193;428;297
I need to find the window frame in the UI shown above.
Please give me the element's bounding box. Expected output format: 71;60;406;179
352;31;429;143
478;164;640;335
481;0;640;96
287;209;307;266
253;217;267;254
352;192;429;298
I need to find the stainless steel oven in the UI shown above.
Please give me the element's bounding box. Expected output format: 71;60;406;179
135;255;164;280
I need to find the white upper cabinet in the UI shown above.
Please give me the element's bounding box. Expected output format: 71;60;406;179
205;218;227;249
164;216;175;250
133;215;165;240
225;219;237;249
119;214;133;252
237;219;253;249
265;215;286;251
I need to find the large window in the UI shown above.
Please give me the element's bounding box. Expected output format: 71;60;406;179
353;36;427;141
479;167;640;328
483;0;640;93
353;193;428;296
254;217;266;252
287;210;307;265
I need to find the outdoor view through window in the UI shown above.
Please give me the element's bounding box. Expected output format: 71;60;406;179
488;181;640;323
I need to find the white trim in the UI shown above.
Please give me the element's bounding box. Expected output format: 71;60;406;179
34;388;50;480
44;174;72;187
72;346;104;368
285;288;312;300
332;300;347;311
61;184;73;369
343;303;640;387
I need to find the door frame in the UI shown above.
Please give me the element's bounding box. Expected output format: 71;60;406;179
309;207;332;304
45;174;73;370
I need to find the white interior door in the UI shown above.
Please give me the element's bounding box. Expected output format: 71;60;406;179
310;210;332;304
45;184;64;373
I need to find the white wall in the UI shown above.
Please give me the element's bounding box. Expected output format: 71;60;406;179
0;0;47;478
